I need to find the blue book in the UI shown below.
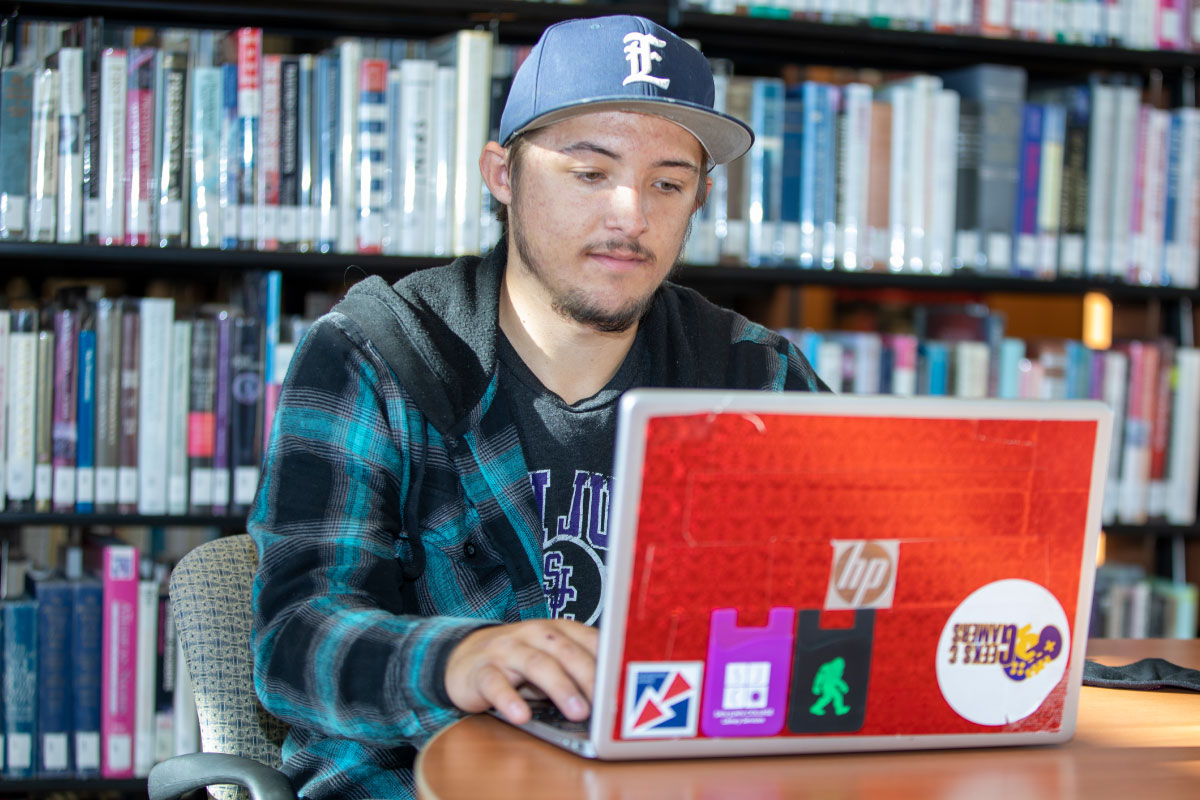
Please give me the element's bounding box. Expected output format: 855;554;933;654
780;95;804;264
315;54;340;253
1013;103;1045;277
920;341;950;396
77;320;97;513
26;573;74;775
0;66;34;240
1162;111;1183;286
746;78;785;266
219;63;240;251
797;81;824;268
2;598;38;778
1065;340;1092;400
817;84;838;269
996;338;1026;399
71;576;103;776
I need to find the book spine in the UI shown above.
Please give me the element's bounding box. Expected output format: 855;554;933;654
172;634;198;757
28;66;59;243
336;38;361;254
1013;103;1044;277
296;54;315;253
98;49;127;246
1108;86;1141;279
799;81;823;268
0;312;8;513
34;328;55;513
212;312;234;515
187;316;217;514
1166;348;1200;523
1102;349;1129;524
278;57;301;251
435;30;491;256
71;578;103;776
1147;341;1175;518
189;66;223;249
52;307;79;512
219;62;240;250
81;18;105;243
156;48;189;248
928;88;959;275
261;271;282;451
357;57;389;254
168;320;191;514
29;577;73;776
6;310;38;510
117;302;140;514
230;315;263;513
315;54;339;253
866;100;893;270
1035;102;1066;279
137;297;174;515
746;77;785;267
93;298;120;512
98;543;138;778
258;54;282;252
154;574;176;763
125;48;156;247
431;65;458;259
133;575;158;777
236;28;263;250
1057;87;1090;278
0;67;34;241
1137;108;1170;286
77;315;96;512
1171;108;1200;288
56;47;85;243
2;599;38;778
1085;81;1115;277
839;83;873;271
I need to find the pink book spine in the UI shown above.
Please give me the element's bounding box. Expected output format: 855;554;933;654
52;307;79;511
100;543;140;778
1160;0;1185;48
1127;106;1150;283
260;54;282;252
125;49;155;246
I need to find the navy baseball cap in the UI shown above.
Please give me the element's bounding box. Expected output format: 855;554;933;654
498;15;753;165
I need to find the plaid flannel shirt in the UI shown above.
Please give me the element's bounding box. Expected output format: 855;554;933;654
249;244;826;799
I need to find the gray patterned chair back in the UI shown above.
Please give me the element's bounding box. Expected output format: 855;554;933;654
170;534;291;800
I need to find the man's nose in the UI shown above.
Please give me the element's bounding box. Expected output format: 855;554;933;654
605;184;650;239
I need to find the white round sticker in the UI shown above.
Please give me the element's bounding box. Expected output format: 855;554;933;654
935;579;1070;726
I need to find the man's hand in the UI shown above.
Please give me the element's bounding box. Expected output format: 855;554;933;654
445;619;599;725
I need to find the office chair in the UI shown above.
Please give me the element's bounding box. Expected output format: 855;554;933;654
148;534;295;800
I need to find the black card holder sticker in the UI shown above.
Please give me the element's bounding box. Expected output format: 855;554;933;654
787;609;875;734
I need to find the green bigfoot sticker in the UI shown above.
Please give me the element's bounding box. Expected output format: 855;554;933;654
809;657;851;717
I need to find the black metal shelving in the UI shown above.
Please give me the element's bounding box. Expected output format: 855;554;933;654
0;777;149;796
0;512;245;527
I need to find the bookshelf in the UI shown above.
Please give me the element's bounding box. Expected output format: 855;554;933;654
2;0;1200;795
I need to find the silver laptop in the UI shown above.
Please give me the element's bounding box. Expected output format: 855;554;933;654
507;389;1111;760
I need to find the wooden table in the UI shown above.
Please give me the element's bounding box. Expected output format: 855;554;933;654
416;639;1200;799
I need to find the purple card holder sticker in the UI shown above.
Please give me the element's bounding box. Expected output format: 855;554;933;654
700;607;796;738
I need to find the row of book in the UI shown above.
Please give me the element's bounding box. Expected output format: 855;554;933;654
684;64;1200;287
1091;562;1199;637
0;272;300;516
0;534;202;778
780;317;1200;527
1;18;503;257
685;0;1200;51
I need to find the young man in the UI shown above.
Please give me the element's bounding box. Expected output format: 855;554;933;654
249;15;826;799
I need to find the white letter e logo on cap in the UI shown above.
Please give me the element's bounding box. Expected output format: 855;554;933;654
622;32;670;90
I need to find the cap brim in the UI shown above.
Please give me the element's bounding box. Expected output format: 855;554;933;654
510;97;754;166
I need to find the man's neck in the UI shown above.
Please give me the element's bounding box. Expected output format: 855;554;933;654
498;275;639;406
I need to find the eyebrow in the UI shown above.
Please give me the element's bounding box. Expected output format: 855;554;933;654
560;141;701;174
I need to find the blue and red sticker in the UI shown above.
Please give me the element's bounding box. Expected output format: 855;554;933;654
622;662;703;739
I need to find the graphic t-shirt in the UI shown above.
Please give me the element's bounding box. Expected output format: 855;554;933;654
498;329;649;625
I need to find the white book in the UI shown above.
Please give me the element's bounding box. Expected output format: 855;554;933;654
172;636;199;756
6;319;37;505
134;575;159;777
848;332;881;395
838;84;872;271
94;299;119;508
430;30;493;256
1107;87;1141;279
904;75;941;273
167;321;191;514
928;88;958;276
28;66;59;242
98;48;128;246
189;66;223;248
257;55;282;251
56;47;85;243
431;65;458;258
816;339;844;393
355;57;388;254
0;312;7;512
137;297;175;515
1136;108;1169;286
1084;82;1115;277
953;341;990;399
383;68;403;255
336;38;361;254
1173;110;1200;288
1101;350;1129;525
880;83;911;273
1165;348;1200;524
398;59;437;255
1035;103;1066;280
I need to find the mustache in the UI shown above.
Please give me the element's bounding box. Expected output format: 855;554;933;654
585;239;656;263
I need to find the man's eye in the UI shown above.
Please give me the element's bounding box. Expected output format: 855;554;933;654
576;171;604;183
656;181;683;193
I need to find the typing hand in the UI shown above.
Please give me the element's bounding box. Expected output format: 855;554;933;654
444;619;598;724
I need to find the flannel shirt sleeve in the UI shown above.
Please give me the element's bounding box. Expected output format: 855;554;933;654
248;314;493;747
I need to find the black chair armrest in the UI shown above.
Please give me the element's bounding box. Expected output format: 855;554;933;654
148;752;295;800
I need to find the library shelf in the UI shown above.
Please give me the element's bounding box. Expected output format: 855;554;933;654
0;777;150;795
0;512;247;527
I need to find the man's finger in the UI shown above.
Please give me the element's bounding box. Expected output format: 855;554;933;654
476;663;531;724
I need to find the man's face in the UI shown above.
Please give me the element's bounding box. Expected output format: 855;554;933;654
504;111;706;334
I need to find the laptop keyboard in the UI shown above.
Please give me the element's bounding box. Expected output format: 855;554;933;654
527;699;590;734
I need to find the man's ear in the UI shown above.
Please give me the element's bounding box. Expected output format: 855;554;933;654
479;141;513;205
694;174;713;214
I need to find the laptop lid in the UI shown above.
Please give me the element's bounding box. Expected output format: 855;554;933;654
588;389;1111;760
